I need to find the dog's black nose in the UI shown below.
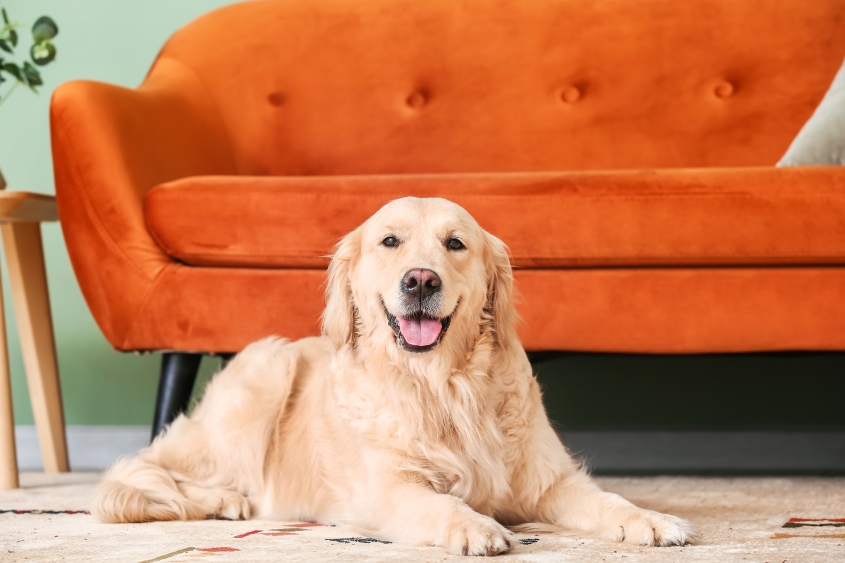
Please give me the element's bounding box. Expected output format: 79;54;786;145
402;268;441;300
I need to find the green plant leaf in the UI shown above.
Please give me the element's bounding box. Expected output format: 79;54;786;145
24;74;42;88
30;42;55;65
1;9;8;25
2;62;22;82
22;61;42;87
32;16;58;42
0;39;11;54
9;28;17;47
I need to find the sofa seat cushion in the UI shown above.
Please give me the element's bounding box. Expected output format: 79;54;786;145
145;167;845;269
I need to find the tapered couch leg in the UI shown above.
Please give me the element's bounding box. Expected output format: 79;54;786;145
151;352;202;441
219;353;234;369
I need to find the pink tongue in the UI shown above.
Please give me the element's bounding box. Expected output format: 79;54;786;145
398;317;442;347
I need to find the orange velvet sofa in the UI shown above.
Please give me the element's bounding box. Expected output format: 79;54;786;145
50;0;845;428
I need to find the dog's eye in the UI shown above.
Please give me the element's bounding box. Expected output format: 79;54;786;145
382;236;399;247
447;238;465;251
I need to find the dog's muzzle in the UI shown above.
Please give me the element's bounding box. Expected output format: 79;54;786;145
384;268;455;352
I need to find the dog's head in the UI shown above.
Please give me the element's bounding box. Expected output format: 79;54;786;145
323;197;516;363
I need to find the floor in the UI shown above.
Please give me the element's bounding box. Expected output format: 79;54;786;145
2;473;844;562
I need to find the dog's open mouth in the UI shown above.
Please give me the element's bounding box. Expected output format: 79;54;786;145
384;309;453;353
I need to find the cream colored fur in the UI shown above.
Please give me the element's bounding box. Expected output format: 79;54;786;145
91;197;693;555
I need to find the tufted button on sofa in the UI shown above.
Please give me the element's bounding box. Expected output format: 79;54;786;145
50;0;845;435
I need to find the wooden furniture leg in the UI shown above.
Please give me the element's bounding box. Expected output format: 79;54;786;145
0;264;18;490
1;222;68;473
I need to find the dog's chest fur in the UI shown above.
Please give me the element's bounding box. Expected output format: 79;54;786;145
332;355;515;514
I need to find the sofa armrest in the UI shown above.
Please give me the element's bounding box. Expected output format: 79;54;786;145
50;57;237;348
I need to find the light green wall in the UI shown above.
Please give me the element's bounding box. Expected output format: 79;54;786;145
0;1;244;425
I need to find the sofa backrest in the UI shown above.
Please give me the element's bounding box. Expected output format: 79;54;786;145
154;0;845;176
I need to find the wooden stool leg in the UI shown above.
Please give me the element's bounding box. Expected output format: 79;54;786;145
0;265;19;489
1;222;68;473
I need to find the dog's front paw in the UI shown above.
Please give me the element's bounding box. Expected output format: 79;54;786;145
203;488;251;520
596;506;692;547
443;511;514;556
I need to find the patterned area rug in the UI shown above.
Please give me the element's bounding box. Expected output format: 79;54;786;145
2;473;845;562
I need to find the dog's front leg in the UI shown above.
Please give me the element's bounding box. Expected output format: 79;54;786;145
358;481;514;556
535;474;693;546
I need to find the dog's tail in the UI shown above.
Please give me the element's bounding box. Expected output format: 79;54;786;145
90;455;204;523
91;336;304;524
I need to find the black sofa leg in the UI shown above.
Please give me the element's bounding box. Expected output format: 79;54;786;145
151;352;202;442
219;353;235;369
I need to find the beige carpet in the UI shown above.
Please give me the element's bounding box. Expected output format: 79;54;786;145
2;473;844;562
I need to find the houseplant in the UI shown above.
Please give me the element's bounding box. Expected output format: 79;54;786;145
0;7;59;188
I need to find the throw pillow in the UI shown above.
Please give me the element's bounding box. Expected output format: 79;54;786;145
778;55;845;166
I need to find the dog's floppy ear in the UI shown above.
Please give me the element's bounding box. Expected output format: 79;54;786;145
484;232;518;349
322;227;362;348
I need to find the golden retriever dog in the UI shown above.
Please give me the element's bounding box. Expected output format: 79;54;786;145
92;197;692;555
